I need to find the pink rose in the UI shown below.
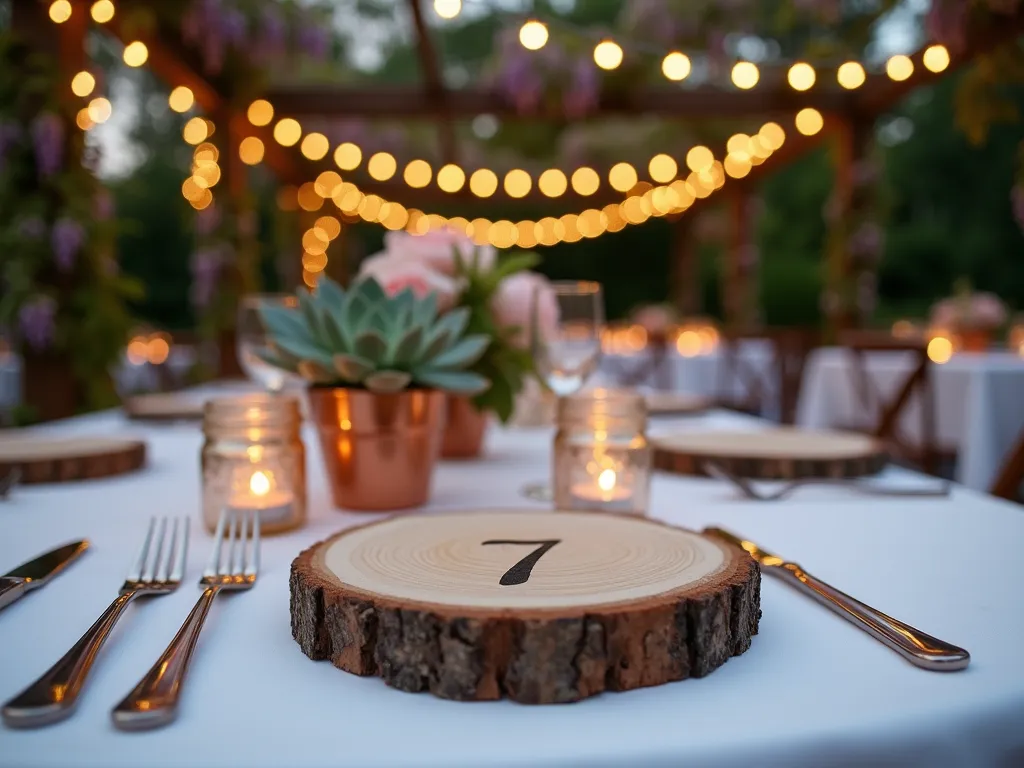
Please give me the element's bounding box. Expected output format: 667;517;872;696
930;298;957;329
358;254;459;312
491;271;558;347
382;230;496;276
631;304;677;336
971;293;1007;327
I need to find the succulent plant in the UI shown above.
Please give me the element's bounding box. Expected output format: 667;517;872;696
256;276;491;394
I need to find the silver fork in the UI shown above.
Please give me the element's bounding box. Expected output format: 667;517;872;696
0;467;20;500
703;461;952;501
2;517;188;728
111;508;259;730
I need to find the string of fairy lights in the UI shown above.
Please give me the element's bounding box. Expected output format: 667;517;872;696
48;0;953;284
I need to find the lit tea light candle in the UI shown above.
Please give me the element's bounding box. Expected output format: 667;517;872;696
229;468;295;524
570;465;633;508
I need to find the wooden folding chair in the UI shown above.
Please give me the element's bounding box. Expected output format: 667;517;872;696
606;333;674;390
837;331;940;476
991;428;1024;502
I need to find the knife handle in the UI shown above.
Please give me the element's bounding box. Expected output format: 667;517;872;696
2;591;135;728
772;563;970;671
0;577;26;611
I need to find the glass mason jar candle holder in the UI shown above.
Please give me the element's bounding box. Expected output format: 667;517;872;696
200;394;307;534
553;389;651;515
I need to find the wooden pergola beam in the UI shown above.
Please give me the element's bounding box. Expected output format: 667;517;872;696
406;0;458;164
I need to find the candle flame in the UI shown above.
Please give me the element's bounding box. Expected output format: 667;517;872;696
249;470;271;497
598;468;617;493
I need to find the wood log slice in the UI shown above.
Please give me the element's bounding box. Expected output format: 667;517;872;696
123;392;206;422
291;510;760;704
644;391;712;417
0;435;146;484
652;427;887;479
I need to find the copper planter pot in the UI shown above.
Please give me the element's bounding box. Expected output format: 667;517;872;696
441;396;489;459
307;388;446;511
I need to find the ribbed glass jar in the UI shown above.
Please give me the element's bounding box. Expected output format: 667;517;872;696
200;394;307;534
553;389;651;515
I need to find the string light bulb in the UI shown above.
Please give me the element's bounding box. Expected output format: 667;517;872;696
300;132;330;161
49;1;71;23
795;107;824;136
333;142;362;171
503;169;532;198
90;0;114;23
239;137;264;165
886;54;914;81
273;118;302;147
923;44;950;73
247;100;274;127
433;0;461;19
837;61;866;89
437;163;465;192
519;20;548;51
648;153;678;183
787;62;816;91
538;169;567;197
368;152;397;181
571;167;600;195
87;97;112;124
662;52;691;81
593;40;623;70
182;116;208;144
731;61;759;89
404;159;433;189
469;168;498;197
758;122;786;151
685;146;714;173
168;86;195;113
123;41;149;67
609;162;638;192
71;71;96;98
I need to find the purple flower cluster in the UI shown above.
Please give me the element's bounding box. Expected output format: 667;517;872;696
94;190;115;221
17;216;45;240
31;113;64;179
18;295;57;352
0;121;22;175
51;217;86;273
190;244;233;309
195;204;222;236
848;222;884;264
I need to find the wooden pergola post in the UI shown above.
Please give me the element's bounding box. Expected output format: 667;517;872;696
722;190;759;329
669;216;700;317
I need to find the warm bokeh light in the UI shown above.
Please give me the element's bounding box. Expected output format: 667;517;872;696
189;188;213;210
538;169;568;197
404;159;433;188
516;220;539;248
193;142;219;164
123;41;149;67
593;40;623;70
302;270;319;289
571;167;600;195
332;182;361;213
147;336;171;365
886;54;914;81
315;215;342;240
795;107;824;136
608;162;638;192
297;182;324;212
433;0;461;19
727;134;750;155
300;132;330;161
194;162;221;189
49;1;72;23
923;44;950;73
303;251;328;273
787;62;816;91
731;61;759;89
662;51;691;81
247;100;274;127
504;168;532;198
685;145;714;173
648;153;678;183
273;118;302;147
239;136;264;165
303;228;329;256
182;116;208;144
758;122;786;151
87;97;112;124
469;168;498;197
333;142;362;171
488;220;517;248
71;71;95;98
927;336;953;364
75;108;94;131
90;0;114;23
314;170;342;197
437;163;465;192
358;194;384;222
168;86;194;113
724;153;752;179
367;152;397;181
837;61;866;89
519;20;548;50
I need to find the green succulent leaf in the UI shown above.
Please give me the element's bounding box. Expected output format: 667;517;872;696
391;325;423;364
297;290;326;343
415;369;490;394
429;306;470;344
353;329;388;362
321;311;349;353
428;334;490;369
259;304;314;345
273;336;333;367
412;292;438;327
364;370;413;393
345;295;372;333
333;353;373;382
254;346;296;372
297;360;336;384
314;277;346;309
354;277;387;306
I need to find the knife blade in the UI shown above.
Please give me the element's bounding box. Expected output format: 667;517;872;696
703;527;970;672
0;540;89;611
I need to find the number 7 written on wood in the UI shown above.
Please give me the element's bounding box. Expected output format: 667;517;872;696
481;540;562;586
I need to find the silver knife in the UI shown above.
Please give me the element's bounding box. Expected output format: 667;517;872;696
0;541;90;611
703;527;970;672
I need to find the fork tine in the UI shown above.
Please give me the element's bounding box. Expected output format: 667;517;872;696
126;518;157;583
141;518;167;583
204;510;228;578
157;519;178;582
218;511;239;576
245;511;259;579
231;512;248;575
170;518;189;582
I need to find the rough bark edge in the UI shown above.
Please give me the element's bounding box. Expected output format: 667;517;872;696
123;396;203;422
0;440;147;484
652;442;888;480
289;513;760;704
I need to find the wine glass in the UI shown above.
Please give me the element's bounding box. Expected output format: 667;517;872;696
521;281;605;501
236;294;301;393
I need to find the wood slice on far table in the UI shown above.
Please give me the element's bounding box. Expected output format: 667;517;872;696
0;435;146;484
644;391;712;416
122;392;206;422
291;510;760;704
652;427;887;480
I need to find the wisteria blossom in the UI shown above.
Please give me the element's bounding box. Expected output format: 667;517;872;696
18;295;57;351
94;190;115;221
0;121;22;175
848;222;884;264
51;217;86;273
190;244;232;308
31;112;64;179
196;205;221;237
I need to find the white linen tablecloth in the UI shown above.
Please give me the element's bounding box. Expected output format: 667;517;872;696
1;408;1023;767
797;348;1024;491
